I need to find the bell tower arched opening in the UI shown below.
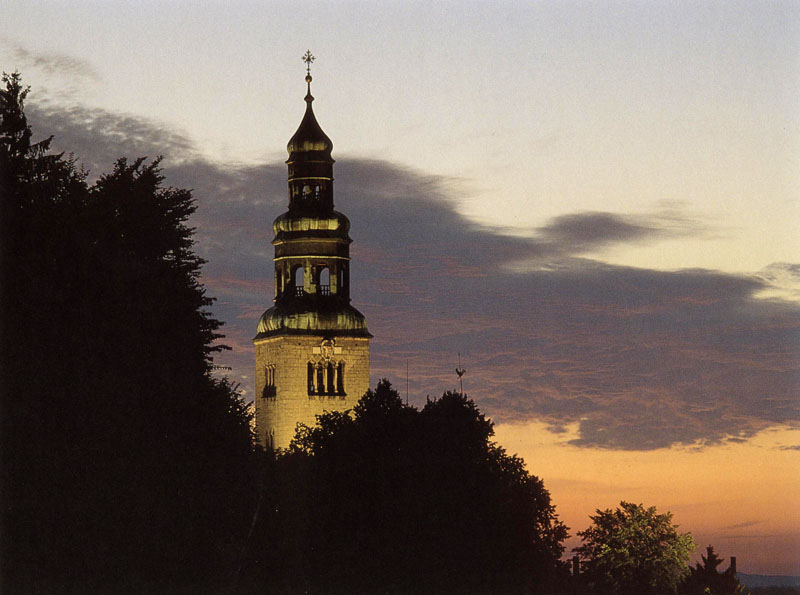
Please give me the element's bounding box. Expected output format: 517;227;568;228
318;266;330;296
292;264;305;295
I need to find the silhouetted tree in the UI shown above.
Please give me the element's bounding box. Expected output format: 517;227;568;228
574;501;695;595
1;73;254;595
680;546;745;595
244;380;569;595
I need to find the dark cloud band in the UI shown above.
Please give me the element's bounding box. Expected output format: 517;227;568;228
28;94;800;451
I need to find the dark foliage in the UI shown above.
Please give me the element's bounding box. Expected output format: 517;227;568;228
574;501;695;595
241;380;570;595
680;546;745;595
1;73;254;595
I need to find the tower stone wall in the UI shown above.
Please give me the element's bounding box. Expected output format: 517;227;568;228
254;335;370;449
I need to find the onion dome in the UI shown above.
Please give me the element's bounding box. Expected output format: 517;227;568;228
286;74;334;161
285;69;336;215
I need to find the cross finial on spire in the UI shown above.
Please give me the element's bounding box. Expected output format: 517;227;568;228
302;50;315;76
302;50;315;100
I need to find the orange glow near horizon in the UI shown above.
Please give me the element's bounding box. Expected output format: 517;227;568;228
494;422;800;575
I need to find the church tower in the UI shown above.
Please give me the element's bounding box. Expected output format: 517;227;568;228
254;55;371;449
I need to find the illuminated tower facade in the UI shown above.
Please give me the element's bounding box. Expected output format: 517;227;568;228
254;58;371;449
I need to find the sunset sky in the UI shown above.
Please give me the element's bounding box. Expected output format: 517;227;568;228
3;0;799;575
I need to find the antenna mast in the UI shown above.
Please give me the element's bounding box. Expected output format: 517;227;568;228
406;359;409;405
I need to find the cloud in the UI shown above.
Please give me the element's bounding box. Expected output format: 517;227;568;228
719;520;765;531
535;210;702;255
28;102;197;177
5;41;101;82
756;263;800;302
25;96;800;451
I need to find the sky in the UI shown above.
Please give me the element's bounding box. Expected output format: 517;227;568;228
3;0;799;575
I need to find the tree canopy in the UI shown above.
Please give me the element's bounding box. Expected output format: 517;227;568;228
1;72;254;595
574;501;695;595
243;380;570;595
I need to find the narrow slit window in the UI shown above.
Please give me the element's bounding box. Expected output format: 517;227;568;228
327;362;335;394
263;364;276;398
307;362;315;395
317;364;325;395
336;362;345;395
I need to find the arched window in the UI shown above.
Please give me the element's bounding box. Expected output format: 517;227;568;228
293;265;304;296
319;267;330;296
336;362;345;395
307;362;315;395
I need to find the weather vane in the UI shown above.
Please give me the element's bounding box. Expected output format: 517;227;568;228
456;352;466;395
302;50;315;77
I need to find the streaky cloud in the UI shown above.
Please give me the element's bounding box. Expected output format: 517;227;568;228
722;520;764;530
536;209;706;255
5;41;101;82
